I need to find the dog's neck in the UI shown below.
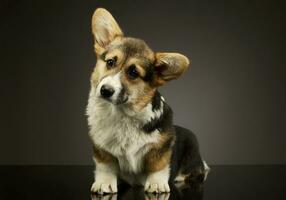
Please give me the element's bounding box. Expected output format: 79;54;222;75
87;87;173;133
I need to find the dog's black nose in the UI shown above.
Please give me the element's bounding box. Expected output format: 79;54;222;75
100;85;114;98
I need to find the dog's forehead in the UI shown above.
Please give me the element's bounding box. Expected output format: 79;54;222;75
121;38;153;57
107;37;154;62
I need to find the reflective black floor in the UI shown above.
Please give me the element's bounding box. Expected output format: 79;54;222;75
0;166;285;200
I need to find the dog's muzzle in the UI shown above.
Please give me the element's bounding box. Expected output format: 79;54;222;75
100;84;128;105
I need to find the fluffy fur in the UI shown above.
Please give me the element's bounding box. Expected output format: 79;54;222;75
86;8;209;194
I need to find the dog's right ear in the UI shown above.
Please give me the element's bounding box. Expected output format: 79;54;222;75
92;8;123;54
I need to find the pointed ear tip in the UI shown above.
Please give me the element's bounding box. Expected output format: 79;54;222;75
178;54;190;68
94;8;108;14
92;8;111;19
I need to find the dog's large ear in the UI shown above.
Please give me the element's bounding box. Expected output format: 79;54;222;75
154;52;190;86
92;8;123;54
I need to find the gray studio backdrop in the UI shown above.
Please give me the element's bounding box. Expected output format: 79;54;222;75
1;0;285;165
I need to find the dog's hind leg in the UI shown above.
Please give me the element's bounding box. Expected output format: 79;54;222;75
173;126;210;184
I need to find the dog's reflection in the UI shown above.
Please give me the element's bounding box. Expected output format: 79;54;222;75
91;194;118;200
91;182;204;200
144;193;170;200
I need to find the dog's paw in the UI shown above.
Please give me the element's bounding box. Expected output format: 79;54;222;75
144;181;170;193
91;179;117;194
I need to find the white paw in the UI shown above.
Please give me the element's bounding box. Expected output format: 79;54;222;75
91;179;117;194
144;181;170;193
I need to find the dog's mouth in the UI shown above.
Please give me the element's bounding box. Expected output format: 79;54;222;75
99;93;129;106
115;87;129;105
100;95;128;105
115;96;128;105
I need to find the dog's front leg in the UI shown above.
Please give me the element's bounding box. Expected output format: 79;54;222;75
144;150;171;193
91;161;118;194
91;146;118;194
144;165;170;193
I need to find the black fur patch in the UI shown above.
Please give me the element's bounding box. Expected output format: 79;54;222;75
141;91;173;133
142;63;154;82
151;90;161;111
169;126;205;182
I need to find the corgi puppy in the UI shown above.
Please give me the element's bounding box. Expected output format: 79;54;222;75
87;8;209;194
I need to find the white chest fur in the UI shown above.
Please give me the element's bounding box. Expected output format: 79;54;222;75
87;87;160;174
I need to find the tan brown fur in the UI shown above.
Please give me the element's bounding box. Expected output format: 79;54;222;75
120;70;156;111
145;149;172;172
144;132;175;172
92;145;115;163
131;86;156;111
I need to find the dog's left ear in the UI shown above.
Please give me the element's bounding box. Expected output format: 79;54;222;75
154;52;190;86
92;8;123;54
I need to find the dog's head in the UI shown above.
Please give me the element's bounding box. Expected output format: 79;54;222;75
90;8;190;111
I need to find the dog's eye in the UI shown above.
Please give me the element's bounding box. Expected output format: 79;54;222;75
106;59;115;69
127;65;139;80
